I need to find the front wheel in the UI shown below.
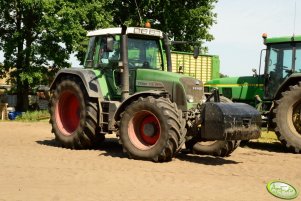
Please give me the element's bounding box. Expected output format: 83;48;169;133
119;96;187;162
191;140;241;157
186;96;240;157
273;83;301;153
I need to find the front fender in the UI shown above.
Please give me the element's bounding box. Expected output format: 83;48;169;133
114;90;168;121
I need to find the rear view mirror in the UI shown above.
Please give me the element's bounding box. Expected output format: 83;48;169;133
193;47;199;59
252;68;258;77
106;36;114;52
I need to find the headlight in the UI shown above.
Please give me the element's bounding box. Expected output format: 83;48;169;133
186;95;194;103
202;95;207;103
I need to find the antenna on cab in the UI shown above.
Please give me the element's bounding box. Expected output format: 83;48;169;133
293;0;297;35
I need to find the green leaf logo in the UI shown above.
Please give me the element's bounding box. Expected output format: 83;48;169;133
267;180;299;200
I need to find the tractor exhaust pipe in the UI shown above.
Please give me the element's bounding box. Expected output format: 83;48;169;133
121;25;130;101
164;34;172;72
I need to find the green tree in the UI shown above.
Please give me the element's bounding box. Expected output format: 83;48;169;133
109;0;217;52
0;0;111;111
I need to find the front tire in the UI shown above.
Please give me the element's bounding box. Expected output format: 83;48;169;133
192;140;241;157
119;96;186;162
186;96;240;157
49;77;101;149
273;83;301;153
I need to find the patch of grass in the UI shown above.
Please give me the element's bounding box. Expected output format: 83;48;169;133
15;110;50;121
252;130;279;143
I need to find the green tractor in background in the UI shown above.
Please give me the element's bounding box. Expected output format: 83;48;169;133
205;34;301;153
49;26;261;162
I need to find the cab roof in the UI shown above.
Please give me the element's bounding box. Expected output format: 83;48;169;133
266;35;301;44
87;27;164;38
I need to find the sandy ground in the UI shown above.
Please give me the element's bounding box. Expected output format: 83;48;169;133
0;122;300;201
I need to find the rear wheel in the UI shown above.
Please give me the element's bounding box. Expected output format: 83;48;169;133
119;96;186;162
273;83;301;153
49;76;102;149
187;96;240;157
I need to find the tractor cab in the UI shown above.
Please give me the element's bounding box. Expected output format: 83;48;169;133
264;35;301;99
83;27;166;99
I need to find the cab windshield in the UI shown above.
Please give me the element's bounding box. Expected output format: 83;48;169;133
84;35;163;70
265;43;301;98
128;37;163;70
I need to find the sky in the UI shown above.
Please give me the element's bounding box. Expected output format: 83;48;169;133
206;0;301;76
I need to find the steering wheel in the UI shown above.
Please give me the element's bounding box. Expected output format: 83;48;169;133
128;59;143;68
128;61;136;68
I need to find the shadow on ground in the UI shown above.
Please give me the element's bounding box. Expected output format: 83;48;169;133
36;137;125;158
241;141;290;153
37;137;241;165
36;138;60;147
176;153;240;165
97;138;125;158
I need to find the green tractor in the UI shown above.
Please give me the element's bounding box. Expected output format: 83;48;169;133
49;26;261;162
205;34;301;153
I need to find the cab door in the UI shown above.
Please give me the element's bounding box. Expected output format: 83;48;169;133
265;43;294;99
91;35;122;100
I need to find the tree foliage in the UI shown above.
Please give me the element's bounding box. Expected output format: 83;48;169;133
0;0;217;111
0;0;111;110
110;0;217;52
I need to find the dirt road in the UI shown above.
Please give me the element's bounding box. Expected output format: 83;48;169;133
0;122;300;201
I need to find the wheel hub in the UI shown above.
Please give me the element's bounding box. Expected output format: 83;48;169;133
128;111;161;150
143;123;156;137
140;115;160;145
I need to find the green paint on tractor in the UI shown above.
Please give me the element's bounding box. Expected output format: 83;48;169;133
205;76;264;107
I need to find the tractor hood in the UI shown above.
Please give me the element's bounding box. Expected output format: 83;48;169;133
135;69;204;111
205;76;262;86
205;76;264;103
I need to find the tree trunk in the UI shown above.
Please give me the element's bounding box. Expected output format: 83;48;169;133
15;0;29;111
16;79;29;111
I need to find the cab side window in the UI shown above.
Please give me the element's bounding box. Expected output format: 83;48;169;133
97;36;120;68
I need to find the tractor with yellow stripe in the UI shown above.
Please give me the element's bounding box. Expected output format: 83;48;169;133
205;34;301;153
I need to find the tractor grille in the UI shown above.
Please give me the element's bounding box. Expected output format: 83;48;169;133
180;77;204;103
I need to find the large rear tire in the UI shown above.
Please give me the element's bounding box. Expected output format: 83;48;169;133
273;83;301;153
187;96;240;157
119;96;186;162
49;76;102;149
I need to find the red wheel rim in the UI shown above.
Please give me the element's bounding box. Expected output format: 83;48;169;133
55;90;80;136
128;111;161;150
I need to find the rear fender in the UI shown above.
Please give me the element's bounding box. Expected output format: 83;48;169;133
274;75;301;100
50;68;103;99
